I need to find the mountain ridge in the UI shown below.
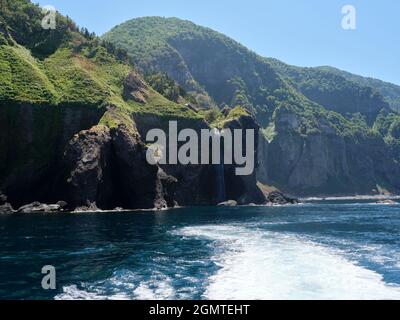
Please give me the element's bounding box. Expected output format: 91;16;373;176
103;16;400;195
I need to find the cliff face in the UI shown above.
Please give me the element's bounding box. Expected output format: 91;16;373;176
0;103;105;206
104;17;400;196
62;114;177;210
0;104;265;210
258;110;400;196
0;1;267;211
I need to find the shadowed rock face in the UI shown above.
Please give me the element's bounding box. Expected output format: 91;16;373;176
64;125;113;209
257;111;400;196
61;112;267;209
223;114;266;205
0;104;266;211
61;117;178;211
0;191;7;205
0;103;105;208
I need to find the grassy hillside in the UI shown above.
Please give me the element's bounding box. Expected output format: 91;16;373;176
0;1;204;195
0;3;202;120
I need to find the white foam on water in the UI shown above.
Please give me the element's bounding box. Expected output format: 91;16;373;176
133;277;176;300
176;225;400;300
55;270;176;300
55;285;130;300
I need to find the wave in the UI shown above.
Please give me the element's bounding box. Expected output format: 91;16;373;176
56;223;400;300
55;270;176;300
302;195;400;201
176;225;400;300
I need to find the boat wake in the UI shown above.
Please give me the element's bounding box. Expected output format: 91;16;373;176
177;225;400;300
56;224;400;300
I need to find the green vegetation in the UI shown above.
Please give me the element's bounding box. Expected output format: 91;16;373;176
103;16;393;140
267;58;390;124
102;17;282;112
202;108;223;126
102;15;400;173
144;73;187;103
0;44;57;103
0;0;73;57
318;66;400;112
200;106;250;128
226;106;250;120
2;4;400;195
0;1;207;185
0;1;203;122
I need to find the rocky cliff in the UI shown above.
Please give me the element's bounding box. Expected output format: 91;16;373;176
103;16;400;196
258;109;400;195
0;1;267;211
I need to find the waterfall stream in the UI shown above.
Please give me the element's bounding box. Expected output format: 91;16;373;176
215;163;226;204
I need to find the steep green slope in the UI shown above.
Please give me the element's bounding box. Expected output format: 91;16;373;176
0;2;199;119
0;0;74;57
267;58;390;124
0;2;206;208
103;16;400;195
103;17;387;129
103;17;289;118
104;18;359;133
318;66;400;112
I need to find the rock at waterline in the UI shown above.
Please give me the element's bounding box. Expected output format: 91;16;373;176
376;200;397;205
0;203;14;215
0;191;7;205
218;200;238;207
267;192;299;205
17;201;68;214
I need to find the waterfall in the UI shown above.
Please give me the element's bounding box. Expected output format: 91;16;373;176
213;129;226;203
215;163;226;204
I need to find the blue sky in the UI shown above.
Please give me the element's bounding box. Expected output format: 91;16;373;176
35;0;400;85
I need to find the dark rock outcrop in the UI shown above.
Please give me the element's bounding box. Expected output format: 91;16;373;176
60;112;183;210
266;192;298;205
0;191;7;205
0;191;14;214
0;203;14;214
17;201;67;214
223;114;266;205
1;105;269;211
0;103;105;208
109;119;176;209
64;125;112;209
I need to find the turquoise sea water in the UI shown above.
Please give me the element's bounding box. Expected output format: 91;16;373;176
1;201;400;300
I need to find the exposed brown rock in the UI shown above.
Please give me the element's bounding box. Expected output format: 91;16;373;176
123;70;149;104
